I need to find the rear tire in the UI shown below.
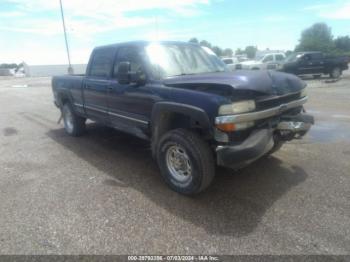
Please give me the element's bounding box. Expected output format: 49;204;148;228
156;129;215;195
330;67;342;79
313;74;321;79
62;103;86;136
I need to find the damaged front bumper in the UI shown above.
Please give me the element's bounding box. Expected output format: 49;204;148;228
215;110;314;169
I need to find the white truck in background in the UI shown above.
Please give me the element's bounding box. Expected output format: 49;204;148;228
237;53;286;70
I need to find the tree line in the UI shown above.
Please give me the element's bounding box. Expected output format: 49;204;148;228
189;22;350;59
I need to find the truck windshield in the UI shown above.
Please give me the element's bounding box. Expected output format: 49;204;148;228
145;43;227;79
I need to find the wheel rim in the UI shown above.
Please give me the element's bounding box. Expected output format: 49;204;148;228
166;145;192;184
63;107;74;133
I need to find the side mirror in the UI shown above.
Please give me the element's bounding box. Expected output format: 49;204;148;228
117;61;131;84
117;61;146;86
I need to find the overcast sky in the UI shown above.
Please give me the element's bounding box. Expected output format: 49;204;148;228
0;0;350;65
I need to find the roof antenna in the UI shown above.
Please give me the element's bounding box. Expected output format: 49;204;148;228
154;14;159;41
59;0;73;74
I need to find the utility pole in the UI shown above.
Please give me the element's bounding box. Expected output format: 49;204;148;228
59;0;73;74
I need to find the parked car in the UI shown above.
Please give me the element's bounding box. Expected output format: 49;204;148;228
52;41;314;195
236;53;286;70
281;51;349;79
222;57;240;71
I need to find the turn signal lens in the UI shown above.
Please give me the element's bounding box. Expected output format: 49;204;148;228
216;121;254;132
216;123;236;132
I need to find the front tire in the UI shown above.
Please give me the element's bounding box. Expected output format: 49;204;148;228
156;129;215;195
62;103;86;136
330;67;342;79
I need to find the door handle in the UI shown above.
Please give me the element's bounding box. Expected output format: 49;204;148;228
107;86;114;90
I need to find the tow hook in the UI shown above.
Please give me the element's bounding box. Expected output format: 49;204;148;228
276;113;314;140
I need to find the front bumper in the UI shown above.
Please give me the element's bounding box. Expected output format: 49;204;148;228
216;128;274;168
216;112;314;169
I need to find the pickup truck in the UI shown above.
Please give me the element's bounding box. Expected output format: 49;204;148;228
281;51;349;78
236;53;286;70
52;41;314;195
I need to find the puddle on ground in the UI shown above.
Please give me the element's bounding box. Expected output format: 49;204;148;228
307;121;350;143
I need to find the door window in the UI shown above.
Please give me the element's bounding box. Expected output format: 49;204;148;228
89;48;114;77
113;47;144;77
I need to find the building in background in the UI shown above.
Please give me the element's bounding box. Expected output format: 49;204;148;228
20;63;87;77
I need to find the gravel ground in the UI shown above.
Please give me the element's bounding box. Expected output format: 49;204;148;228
0;71;349;255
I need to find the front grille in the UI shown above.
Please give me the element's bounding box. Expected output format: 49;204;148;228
235;64;242;70
255;92;301;111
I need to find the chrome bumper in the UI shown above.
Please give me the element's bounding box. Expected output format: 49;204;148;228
215;96;308;124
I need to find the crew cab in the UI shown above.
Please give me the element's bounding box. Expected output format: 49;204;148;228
236;53;286;70
52;41;314;195
281;51;349;78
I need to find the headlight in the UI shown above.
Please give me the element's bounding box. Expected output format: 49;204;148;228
218;100;256;115
300;88;307;98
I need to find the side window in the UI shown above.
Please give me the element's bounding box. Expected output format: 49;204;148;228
89;49;114;77
262;55;273;63
113;46;144;77
311;53;322;60
275;54;285;61
223;59;233;64
303;54;311;61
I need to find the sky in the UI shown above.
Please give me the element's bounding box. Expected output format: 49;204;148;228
0;0;349;65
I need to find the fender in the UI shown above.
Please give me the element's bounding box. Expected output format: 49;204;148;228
151;101;213;156
56;89;74;108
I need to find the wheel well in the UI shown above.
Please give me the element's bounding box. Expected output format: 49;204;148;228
151;111;210;157
57;93;70;107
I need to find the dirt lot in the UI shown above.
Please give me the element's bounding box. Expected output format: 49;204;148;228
0;71;349;255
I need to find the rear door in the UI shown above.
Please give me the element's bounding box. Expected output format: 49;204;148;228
83;47;116;122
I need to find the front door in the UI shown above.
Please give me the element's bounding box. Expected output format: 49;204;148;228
107;45;156;139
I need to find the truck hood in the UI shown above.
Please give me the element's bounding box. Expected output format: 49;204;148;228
163;70;306;97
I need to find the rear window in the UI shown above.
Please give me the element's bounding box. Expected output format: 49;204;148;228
89;48;114;77
262;55;273;63
310;53;323;60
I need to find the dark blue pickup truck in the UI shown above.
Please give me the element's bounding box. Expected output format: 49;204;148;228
52;41;314;195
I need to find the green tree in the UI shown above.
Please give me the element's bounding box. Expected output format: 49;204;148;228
199;40;212;49
295;23;334;53
189;38;199;44
0;63;17;69
235;48;244;55
245;46;257;59
212;46;223;56
334;36;350;52
223;48;233;57
285;50;293;57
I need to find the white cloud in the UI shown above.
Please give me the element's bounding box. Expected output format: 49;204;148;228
1;0;209;38
0;0;210;64
304;1;350;20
